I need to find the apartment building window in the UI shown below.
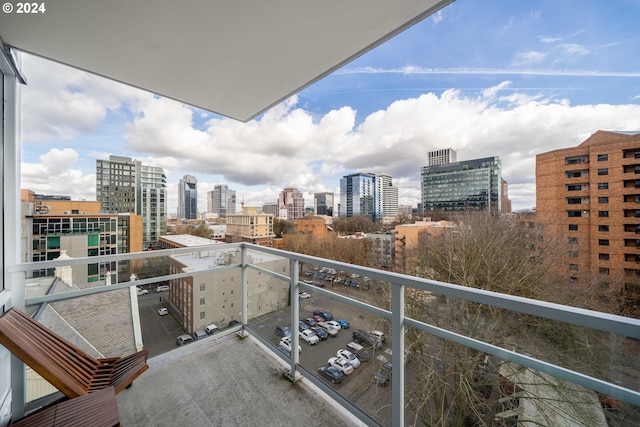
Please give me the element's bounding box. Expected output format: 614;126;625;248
569;250;578;257
599;225;609;232
597;154;608;161
200;297;205;305
598;168;608;175
599;253;610;260
598;211;609;218
569;264;579;271
566;171;584;178
566;184;584;191
568;224;578;231
598;196;609;204
598;182;608;190
599;239;610;246
568;237;578;244
200;284;205;292
599;267;610;275
567;210;582;217
567;197;582;204
200;311;205;320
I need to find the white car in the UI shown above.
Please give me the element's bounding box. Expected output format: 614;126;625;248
370;330;385;343
300;329;319;345
136;287;148;295
337;349;360;368
326;320;342;331
279;336;302;353
318;322;338;337
155;285;170;292
328;357;354;375
299;292;311;299
157;307;168;316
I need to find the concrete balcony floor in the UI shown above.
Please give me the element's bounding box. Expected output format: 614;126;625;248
116;333;362;426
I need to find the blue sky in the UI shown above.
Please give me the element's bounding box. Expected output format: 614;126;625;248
19;0;640;214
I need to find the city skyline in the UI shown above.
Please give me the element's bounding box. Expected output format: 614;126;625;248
19;0;640;214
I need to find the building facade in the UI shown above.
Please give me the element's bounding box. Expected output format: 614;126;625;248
225;206;275;246
278;187;305;220
314;192;334;216
208;184;236;218
536;130;640;315
428;148;457;166
168;250;290;334
340;173;376;220
178;174;198;220
340;173;398;222
96;155;167;250
421;156;504;213
375;174;399;222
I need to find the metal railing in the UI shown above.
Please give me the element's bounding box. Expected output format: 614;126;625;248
5;242;640;426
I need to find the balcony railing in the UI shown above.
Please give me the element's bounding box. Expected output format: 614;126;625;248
3;243;640;426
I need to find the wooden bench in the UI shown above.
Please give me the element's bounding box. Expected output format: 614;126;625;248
0;307;149;398
10;386;120;427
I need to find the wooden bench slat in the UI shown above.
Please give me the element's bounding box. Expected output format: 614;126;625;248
0;307;148;398
10;386;120;427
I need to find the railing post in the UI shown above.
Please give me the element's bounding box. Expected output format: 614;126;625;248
241;244;248;329
391;282;405;427
287;258;300;381
9;273;26;421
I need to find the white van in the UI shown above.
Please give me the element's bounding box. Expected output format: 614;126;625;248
205;324;218;335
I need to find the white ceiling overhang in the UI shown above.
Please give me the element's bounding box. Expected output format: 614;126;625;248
0;0;453;122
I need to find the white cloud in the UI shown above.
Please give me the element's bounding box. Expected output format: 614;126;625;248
511;50;547;66
22;148;95;200
20;55;144;143
20;61;640;214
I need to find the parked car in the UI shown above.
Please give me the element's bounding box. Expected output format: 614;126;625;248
302;317;317;327
176;334;193;346
326;320;342;330
279;336;301;353
136;287;148;295
155;285;169;292
277;344;292;357
228;319;240;328
304;270;314;277
275;325;291;338
157;307;168;316
370;330;385;343
347;341;371;362
193;330;207;340
298;321;309;332
318;365;344;384
312;315;326;324
352;329;382;349
205;324;218;335
299;292;311;299
312;310;333;321
336;319;350;329
375;362;392;386
311;326;328;340
300;329;319;345
328;357;354;375
337;349;360;368
318;322;338;337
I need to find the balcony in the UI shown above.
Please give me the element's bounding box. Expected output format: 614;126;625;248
3;243;640;426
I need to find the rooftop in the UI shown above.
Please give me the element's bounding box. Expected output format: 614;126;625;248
116;334;362;426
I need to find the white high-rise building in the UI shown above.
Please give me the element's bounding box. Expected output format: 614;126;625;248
428;148;457;166
375;173;398;221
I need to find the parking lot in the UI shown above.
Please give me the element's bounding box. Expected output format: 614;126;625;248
248;285;394;416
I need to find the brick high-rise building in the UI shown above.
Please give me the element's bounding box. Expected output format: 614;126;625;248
536;130;640;315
